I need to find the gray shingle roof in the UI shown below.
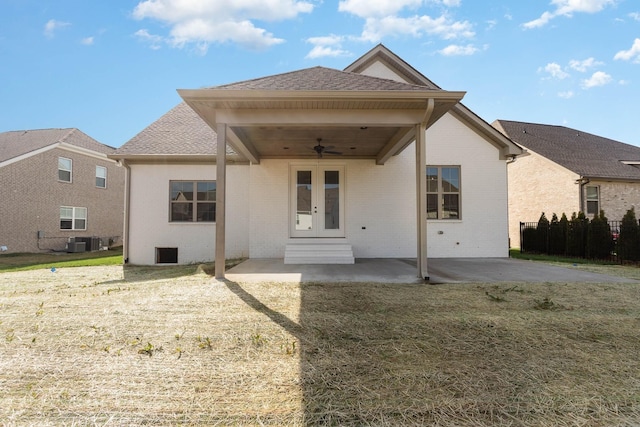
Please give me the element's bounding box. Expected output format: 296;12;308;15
113;102;232;156
213;66;435;92
494;120;640;180
0;128;114;163
115;65;437;158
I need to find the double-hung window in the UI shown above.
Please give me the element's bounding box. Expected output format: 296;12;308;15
60;207;87;230
58;157;72;182
96;166;107;188
169;181;216;222
427;166;461;219
585;185;600;216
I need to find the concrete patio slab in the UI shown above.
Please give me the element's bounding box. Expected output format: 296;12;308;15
224;258;637;284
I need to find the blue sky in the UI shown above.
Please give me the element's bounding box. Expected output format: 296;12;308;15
1;0;638;148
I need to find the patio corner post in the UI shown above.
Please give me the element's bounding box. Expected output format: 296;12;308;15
215;123;227;280
416;122;428;280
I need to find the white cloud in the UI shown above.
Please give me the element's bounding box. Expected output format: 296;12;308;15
523;0;616;29
338;0;473;42
81;37;94;45
134;29;164;50
438;44;479;56
305;35;352;59
581;71;612;88
630;12;640;21
614;38;640;63
44;19;70;38
558;90;574;98
541;62;570;79
568;57;603;72
132;0;313;51
359;15;474;42
338;0;423;18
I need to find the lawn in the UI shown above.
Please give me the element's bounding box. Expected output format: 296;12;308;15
1;262;640;425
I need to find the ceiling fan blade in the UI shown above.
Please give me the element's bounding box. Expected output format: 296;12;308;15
324;150;342;155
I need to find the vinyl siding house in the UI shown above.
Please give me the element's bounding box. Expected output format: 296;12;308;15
111;45;522;279
493;120;640;248
0;128;125;253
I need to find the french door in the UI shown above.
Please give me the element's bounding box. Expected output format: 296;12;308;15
290;165;345;238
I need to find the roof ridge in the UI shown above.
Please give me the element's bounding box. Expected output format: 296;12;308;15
59;128;79;143
210;65;431;91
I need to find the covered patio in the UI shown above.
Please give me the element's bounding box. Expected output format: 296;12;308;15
178;67;466;280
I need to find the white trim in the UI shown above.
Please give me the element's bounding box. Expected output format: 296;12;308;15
0;141;117;169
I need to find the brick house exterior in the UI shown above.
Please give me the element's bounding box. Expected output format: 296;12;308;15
112;45;522;279
0;129;125;253
493;120;640;248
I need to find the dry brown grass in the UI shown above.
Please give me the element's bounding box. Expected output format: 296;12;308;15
2;263;640;426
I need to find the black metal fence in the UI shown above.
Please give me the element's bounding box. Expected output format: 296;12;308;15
520;220;622;262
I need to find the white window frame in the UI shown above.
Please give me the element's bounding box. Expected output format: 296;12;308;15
585;185;600;216
60;206;87;230
96;166;107;188
58;157;72;183
169;180;216;222
426;166;461;220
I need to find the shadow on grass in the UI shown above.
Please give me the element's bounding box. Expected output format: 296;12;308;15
220;280;526;425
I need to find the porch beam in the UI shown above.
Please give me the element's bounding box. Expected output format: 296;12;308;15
214;109;428;127
376;127;416;165
227;127;260;164
215;123;227;280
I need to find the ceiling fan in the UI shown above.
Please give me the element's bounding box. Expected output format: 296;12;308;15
313;138;342;158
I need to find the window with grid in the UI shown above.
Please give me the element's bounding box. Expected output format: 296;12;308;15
60;206;87;230
586;185;600;216
58;157;72;182
96;166;107;188
426;166;461;220
169;181;216;222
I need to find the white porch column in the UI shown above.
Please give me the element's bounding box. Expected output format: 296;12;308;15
415;122;428;280
215;123;227;280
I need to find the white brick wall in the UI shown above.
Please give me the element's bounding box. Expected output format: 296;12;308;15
246;113;510;259
127;163;249;265
426;113;510;257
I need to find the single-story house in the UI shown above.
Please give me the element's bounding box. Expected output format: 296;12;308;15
0;128;125;253
493;119;640;248
111;44;522;279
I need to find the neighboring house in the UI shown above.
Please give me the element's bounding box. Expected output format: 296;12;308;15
0;128;125;253
493;119;640;248
111;45;522;279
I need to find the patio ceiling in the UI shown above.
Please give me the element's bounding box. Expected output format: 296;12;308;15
178;89;465;165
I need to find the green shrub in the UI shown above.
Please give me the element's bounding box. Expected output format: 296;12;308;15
548;213;567;255
536;212;550;253
618;207;640;262
587;210;613;259
567;212;588;258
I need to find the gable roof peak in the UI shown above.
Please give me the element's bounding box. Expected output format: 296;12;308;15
208;64;434;92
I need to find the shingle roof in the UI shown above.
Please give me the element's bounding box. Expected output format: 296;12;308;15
0;128;114;163
113;102;234;156
114;65;437;158
213;66;436;92
494;120;640;180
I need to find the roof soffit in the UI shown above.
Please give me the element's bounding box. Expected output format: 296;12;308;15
178;83;464;163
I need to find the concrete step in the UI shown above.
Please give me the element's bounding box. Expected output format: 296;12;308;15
284;242;355;264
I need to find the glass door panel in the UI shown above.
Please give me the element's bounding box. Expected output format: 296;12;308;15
323;170;339;230
291;165;344;238
296;170;313;231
